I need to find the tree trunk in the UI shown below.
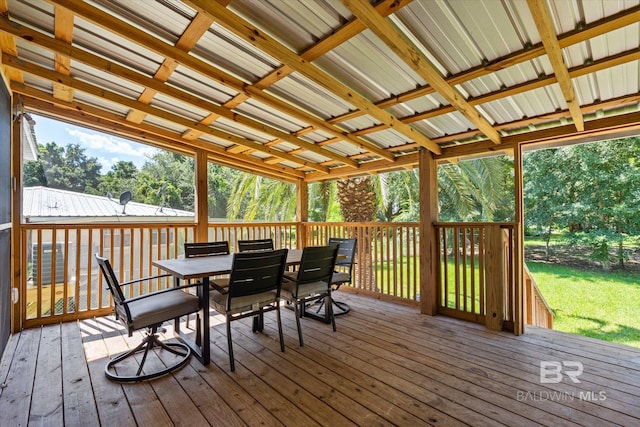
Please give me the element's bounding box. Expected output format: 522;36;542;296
336;177;377;291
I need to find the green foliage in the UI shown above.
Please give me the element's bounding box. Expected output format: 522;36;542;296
438;155;514;221
524;137;640;270
24;142;102;192
227;174;296;221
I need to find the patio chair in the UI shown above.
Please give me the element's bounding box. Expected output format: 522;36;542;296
237;238;274;252
95;254;201;382
311;237;357;316
209;249;288;371
184;241;230;258
281;245;339;346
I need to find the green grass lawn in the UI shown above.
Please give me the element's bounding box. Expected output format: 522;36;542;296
527;262;640;348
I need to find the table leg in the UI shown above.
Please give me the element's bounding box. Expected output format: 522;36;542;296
173;276;210;365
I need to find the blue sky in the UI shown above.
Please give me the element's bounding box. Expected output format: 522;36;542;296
31;114;159;173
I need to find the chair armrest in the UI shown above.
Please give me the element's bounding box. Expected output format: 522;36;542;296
119;273;173;288
123;282;203;304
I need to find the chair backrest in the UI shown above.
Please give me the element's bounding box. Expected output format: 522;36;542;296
95;254;133;326
237;238;274;252
184;241;230;258
227;249;288;302
295;245;339;285
328;237;357;270
95;254;126;306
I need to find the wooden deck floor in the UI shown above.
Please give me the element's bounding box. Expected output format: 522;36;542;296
1;293;640;426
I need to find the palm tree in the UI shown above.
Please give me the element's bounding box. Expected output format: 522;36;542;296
227;174;296;221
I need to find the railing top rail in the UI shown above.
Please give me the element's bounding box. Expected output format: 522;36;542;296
21;222;198;230
434;221;517;228
305;221;419;227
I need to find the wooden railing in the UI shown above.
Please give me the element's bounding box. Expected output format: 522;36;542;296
306;222;420;304
21;223;196;327
434;222;519;331
19;221;548;332
523;264;554;328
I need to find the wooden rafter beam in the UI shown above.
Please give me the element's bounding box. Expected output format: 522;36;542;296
0;17;360;170
527;0;584;132
233;0;411;94
47;0;395;163
306;107;640;182
126;12;215;124
329;4;640;125
18;88;304;182
345;47;640;140
52;6;73;102
0;0;21;83
185;0;442;156
5;55;330;174
340;0;501;146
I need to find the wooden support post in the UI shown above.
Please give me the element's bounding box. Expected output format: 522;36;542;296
194;150;208;242
513;144;525;335
11;97;22;333
296;178;308;249
485;223;504;331
419;148;438;315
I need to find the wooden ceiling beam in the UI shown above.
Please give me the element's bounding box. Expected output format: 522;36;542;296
307;107;640;181
247;0;412;90
0;0;22;83
0;18;357;170
126;12;214;124
347;47;640;139
47;0;394;163
18;88;304;182
52;6;73;102
527;0;584;132
341;0;501;146
185;0;442;156
5;55;329;174
329;4;640;125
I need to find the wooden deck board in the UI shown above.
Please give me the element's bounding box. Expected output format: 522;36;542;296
1;293;640;427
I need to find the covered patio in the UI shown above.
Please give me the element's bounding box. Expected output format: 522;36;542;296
1;0;640;425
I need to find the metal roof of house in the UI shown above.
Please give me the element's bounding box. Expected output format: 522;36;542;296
23;186;194;222
2;0;639;183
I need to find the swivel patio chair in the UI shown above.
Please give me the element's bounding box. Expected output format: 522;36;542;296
325;237;357;315
209;249;288;371
237;238;274;252
95;254;201;382
281;245;339;346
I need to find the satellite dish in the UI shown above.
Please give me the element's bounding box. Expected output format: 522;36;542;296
119;191;132;214
156;182;168;195
156;182;168;213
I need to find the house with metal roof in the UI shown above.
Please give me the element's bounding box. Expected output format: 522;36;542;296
23;186;194;223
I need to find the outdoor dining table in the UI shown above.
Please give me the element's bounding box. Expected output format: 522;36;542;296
152;249;304;365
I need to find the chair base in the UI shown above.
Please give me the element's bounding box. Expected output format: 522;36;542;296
308;297;350;316
105;328;192;382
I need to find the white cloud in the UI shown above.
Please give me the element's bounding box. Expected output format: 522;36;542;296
66;128;157;158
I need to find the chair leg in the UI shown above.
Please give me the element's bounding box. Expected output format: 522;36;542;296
276;304;285;353
328;293;336;332
293;299;304;346
226;318;235;372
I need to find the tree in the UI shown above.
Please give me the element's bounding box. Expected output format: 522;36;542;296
137;151;195;211
524;137;640;270
96;161;139;199
227;174;296;221
23;142;102;192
